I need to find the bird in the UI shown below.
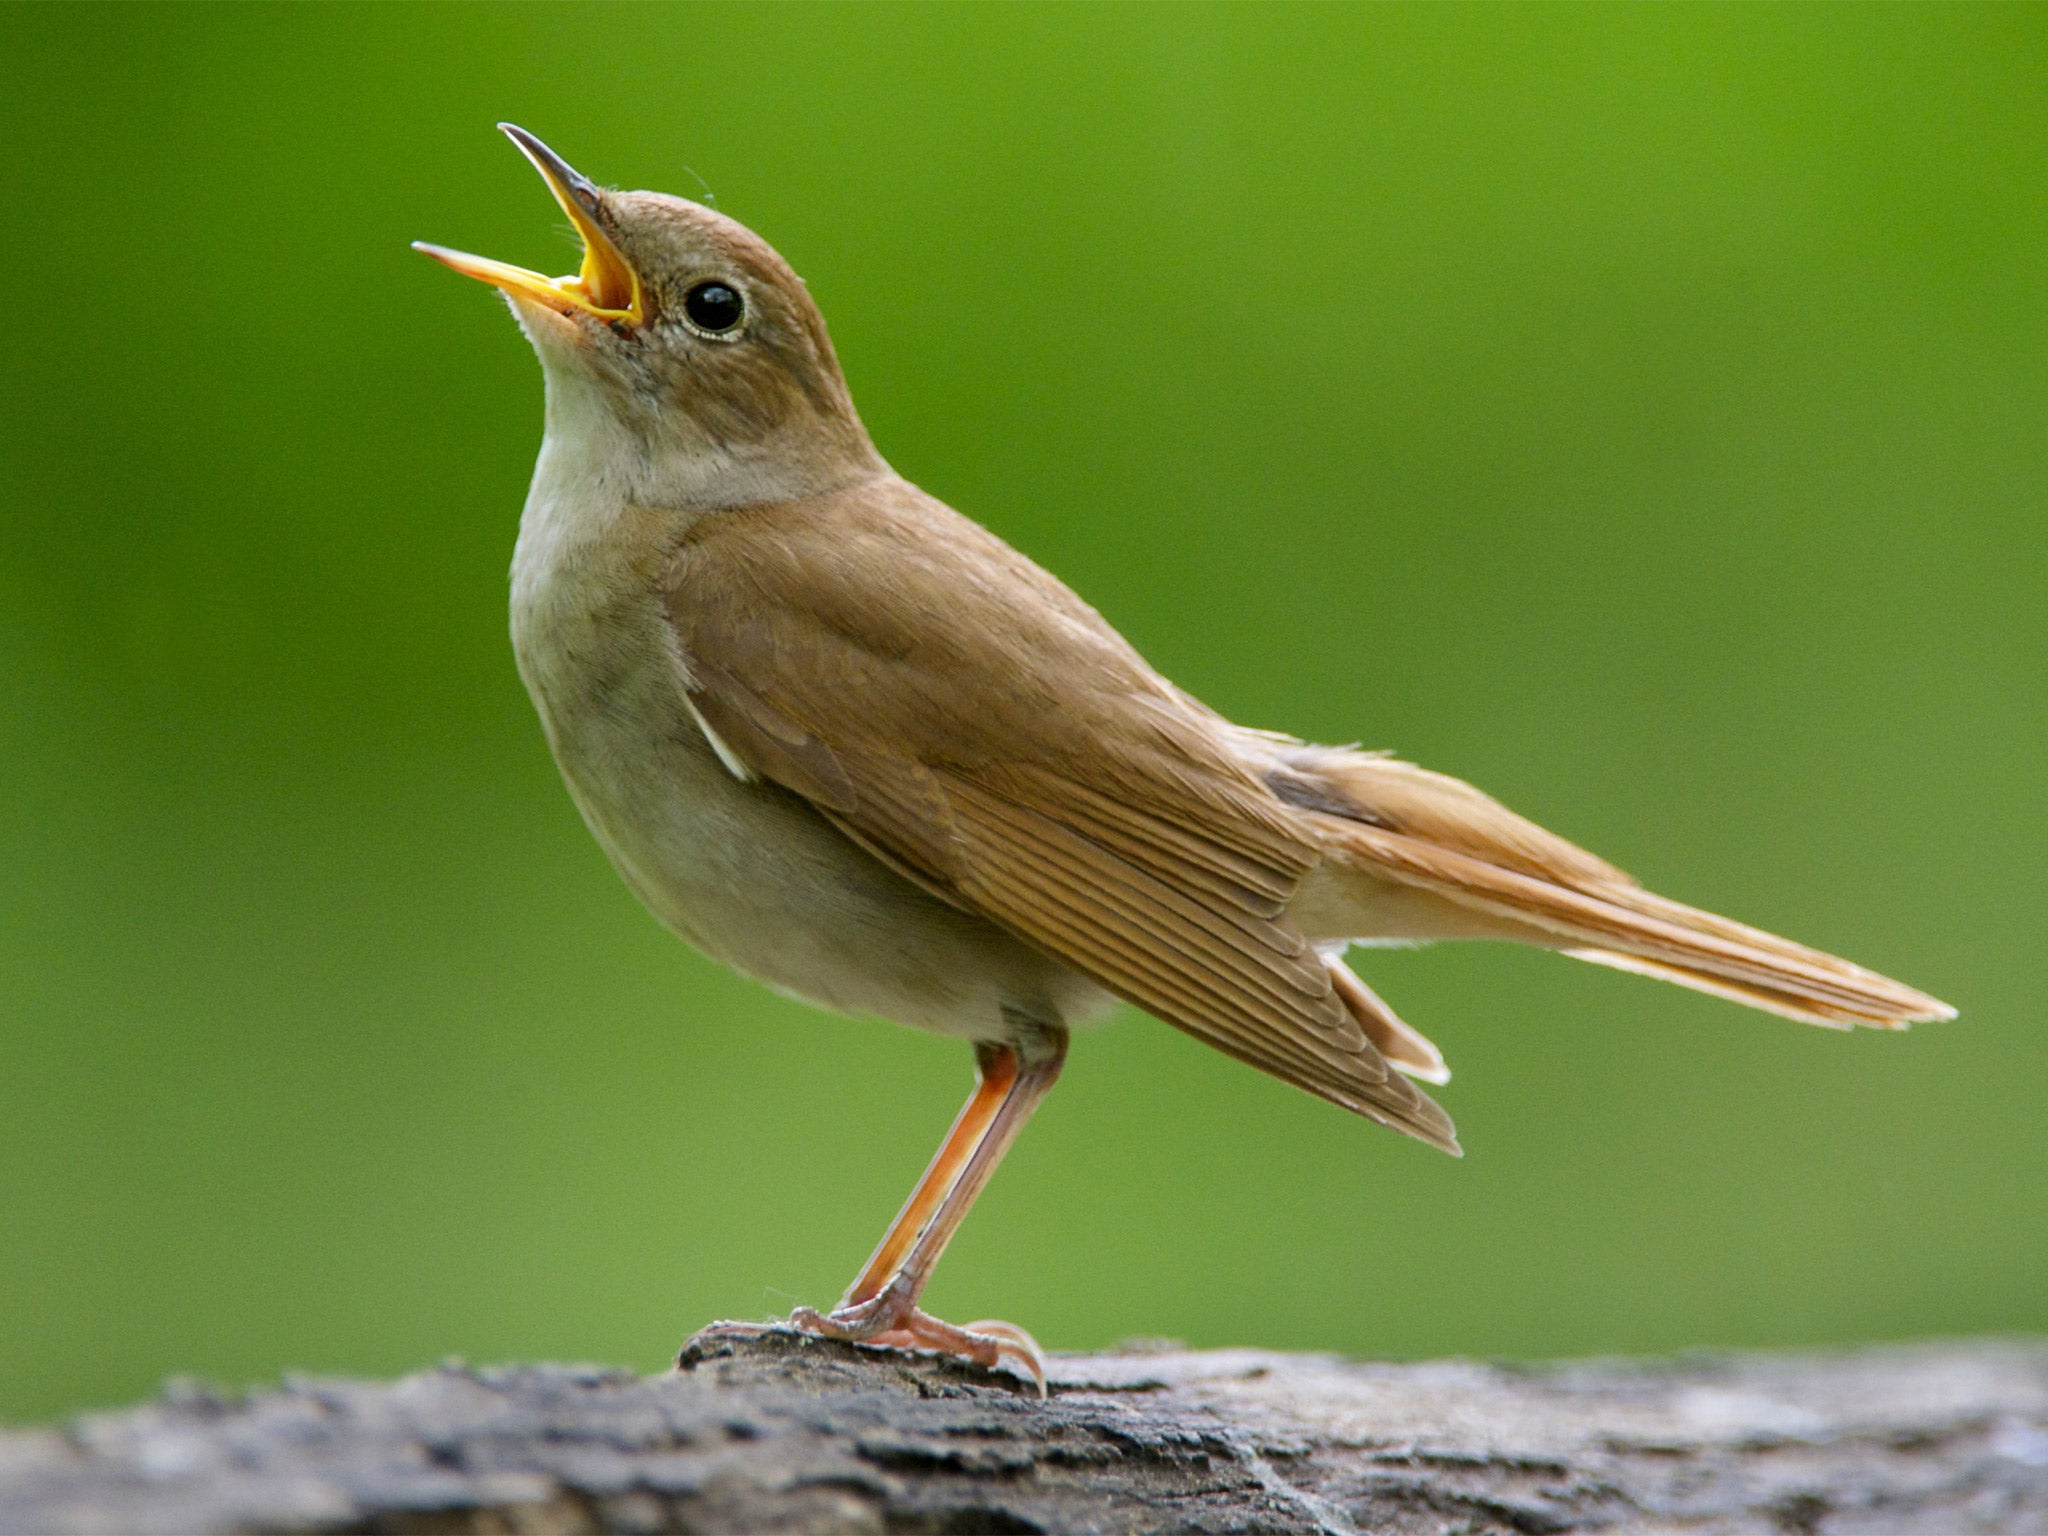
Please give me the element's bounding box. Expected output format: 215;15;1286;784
415;125;1954;1394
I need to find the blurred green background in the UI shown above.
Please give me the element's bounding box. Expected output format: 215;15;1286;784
3;4;2042;1424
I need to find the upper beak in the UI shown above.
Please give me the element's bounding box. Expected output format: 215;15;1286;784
413;124;646;327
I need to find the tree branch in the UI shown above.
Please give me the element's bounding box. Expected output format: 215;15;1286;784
4;1332;2045;1533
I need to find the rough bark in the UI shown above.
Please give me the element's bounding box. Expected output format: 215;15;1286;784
3;1332;2045;1534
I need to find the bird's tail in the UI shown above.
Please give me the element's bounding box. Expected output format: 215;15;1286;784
1271;748;1953;1030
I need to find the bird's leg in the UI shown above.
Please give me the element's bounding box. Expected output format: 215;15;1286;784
792;1023;1067;1390
835;1040;1019;1310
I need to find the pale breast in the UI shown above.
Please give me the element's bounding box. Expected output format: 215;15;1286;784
506;451;1109;1041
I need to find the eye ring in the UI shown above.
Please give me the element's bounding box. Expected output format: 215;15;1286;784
680;279;747;340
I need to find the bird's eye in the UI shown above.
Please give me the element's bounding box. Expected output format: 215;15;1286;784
682;281;745;337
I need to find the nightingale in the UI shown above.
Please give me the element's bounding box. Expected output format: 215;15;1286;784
416;126;1954;1393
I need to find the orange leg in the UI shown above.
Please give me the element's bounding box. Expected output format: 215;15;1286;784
839;1042;1018;1308
795;1028;1066;1390
688;1024;1067;1392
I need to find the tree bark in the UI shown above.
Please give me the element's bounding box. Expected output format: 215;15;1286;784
3;1331;2044;1534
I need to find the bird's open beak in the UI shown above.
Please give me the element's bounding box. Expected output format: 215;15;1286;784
413;124;646;327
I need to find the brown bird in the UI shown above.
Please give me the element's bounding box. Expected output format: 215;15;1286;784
416;126;1954;1392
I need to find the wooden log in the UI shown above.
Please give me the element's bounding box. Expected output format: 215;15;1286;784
3;1331;2044;1533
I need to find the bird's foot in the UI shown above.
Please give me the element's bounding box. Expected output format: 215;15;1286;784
789;1293;1047;1396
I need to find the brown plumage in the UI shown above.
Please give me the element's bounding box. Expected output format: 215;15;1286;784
418;126;1953;1392
669;480;1459;1149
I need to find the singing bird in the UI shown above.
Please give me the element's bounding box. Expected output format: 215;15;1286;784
417;126;1953;1391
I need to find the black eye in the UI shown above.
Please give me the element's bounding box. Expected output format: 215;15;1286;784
682;280;744;335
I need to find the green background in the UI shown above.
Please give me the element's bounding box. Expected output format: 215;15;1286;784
3;5;2041;1424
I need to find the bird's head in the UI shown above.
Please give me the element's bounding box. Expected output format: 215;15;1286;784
416;125;882;507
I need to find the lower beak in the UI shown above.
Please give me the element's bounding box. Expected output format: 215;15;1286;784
413;124;645;327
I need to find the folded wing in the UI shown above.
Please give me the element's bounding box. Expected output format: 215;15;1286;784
665;482;1460;1152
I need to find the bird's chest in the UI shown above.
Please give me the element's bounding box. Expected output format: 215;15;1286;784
500;422;1110;1037
508;482;760;944
504;475;1000;1023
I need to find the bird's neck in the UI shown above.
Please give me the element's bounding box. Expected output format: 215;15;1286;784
512;357;891;615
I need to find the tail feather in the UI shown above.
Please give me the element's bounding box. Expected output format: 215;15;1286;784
1563;949;1882;1030
1275;748;1954;1030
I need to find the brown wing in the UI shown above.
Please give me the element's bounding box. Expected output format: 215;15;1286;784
665;479;1457;1153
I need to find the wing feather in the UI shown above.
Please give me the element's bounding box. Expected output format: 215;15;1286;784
663;482;1457;1152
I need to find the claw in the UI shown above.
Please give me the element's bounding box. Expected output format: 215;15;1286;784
675;1316;793;1369
788;1303;836;1335
785;1301;1047;1395
963;1318;1049;1397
